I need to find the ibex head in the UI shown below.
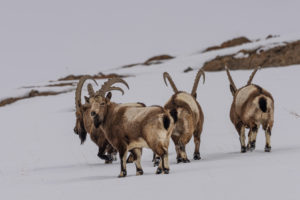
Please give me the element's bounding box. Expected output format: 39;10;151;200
89;78;129;128
74;76;98;144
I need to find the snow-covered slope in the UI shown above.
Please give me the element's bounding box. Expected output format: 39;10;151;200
1;1;300;199
1;64;300;200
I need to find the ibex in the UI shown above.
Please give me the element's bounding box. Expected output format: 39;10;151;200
225;66;274;152
74;76;117;163
89;78;175;177
163;68;205;163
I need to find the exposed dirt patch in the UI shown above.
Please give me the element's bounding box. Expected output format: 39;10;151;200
203;37;251;52
0;89;73;107
4;72;131;107
183;67;193;73
122;54;175;68
58;72;130;81
23;82;76;89
144;55;174;65
266;34;279;40
202;40;300;71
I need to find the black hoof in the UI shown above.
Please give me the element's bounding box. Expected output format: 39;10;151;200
177;157;183;163
265;146;271;152
163;168;170;174
136;169;144;176
98;153;109;160
153;158;160;167
107;154;113;161
118;170;127;178
193;153;201;160
241;146;247;153
105;160;113;164
156;168;163;174
183;158;190;163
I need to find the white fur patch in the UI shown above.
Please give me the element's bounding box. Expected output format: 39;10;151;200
120;103;143;107
235;85;257;111
176;92;199;121
124;107;155;123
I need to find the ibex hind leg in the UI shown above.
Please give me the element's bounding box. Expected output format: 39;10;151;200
264;125;272;152
247;125;258;152
131;148;143;175
193;129;202;160
179;144;190;163
172;135;184;163
155;148;170;174
126;151;135;163
152;153;160;167
236;122;246;153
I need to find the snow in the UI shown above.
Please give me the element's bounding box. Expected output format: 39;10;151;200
234;52;249;59
1;1;300;199
1;65;300;200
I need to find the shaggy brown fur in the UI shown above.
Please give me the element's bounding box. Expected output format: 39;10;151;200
89;78;175;177
74;77;144;163
225;66;274;153
74;76;117;163
163;69;205;163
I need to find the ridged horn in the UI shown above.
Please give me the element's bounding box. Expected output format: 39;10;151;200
75;76;98;111
247;66;261;85
163;72;178;93
225;66;237;95
97;78;129;97
191;68;205;96
87;83;95;97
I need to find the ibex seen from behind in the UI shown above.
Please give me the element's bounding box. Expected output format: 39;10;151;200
163;68;205;163
225;66;274;153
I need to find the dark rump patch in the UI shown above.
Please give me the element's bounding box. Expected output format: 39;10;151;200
259;97;267;112
163;115;170;130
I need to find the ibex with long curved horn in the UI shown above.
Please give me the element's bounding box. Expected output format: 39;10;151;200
163;68;205;163
73;76;118;163
225;66;274;153
89;78;175;177
74;76;145;163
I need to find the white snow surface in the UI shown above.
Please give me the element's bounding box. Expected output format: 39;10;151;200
1;65;300;200
1;1;300;199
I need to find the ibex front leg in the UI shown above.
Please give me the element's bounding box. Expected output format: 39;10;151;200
118;144;128;178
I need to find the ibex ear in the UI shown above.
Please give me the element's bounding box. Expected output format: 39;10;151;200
106;92;112;101
84;96;89;103
230;85;236;96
